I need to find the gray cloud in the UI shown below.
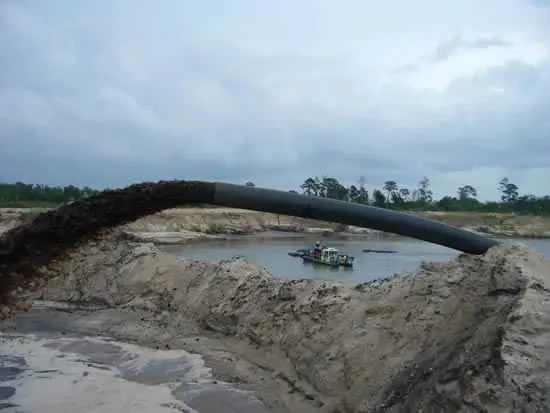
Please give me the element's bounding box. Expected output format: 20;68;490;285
0;0;549;200
432;36;510;61
395;36;512;74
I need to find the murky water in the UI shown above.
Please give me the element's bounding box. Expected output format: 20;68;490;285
176;237;550;284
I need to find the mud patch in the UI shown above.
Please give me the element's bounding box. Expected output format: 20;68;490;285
0;333;270;413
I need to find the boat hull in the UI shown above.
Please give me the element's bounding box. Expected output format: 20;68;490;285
288;248;310;257
301;254;353;268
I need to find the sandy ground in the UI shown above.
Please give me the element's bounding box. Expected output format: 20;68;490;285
123;208;550;240
0;207;378;246
1;229;548;412
4;207;549;246
0;325;275;413
1;304;297;413
1;332;206;413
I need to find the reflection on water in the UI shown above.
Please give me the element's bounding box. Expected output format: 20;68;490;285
176;237;550;284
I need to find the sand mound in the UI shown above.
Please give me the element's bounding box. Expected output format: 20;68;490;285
21;231;550;412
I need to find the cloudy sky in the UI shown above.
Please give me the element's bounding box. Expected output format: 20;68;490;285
1;0;549;200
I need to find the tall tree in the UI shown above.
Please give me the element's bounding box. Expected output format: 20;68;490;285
348;185;360;202
320;177;348;200
356;175;369;204
457;185;477;200
498;177;519;203
383;180;398;204
399;188;410;202
372;189;386;207
417;176;433;204
300;177;321;196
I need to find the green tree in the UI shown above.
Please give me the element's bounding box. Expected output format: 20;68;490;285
357;187;369;204
300;177;321;196
383;180;398;205
417;177;433;204
457;185;477;200
437;196;456;211
320;177;348;200
498;177;519;203
0;183;99;207
372;189;386;207
399;188;410;202
348;185;360;202
355;175;369;204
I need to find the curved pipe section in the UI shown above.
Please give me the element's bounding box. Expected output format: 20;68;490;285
213;183;498;255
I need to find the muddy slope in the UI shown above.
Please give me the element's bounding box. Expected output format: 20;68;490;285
0;181;213;302
20;230;550;412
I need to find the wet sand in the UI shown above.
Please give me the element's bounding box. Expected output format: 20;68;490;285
1;302;279;413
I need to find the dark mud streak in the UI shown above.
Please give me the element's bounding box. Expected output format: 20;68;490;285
0;180;215;303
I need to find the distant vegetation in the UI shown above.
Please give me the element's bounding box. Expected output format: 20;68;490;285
0;183;98;208
1;177;549;215
249;176;550;216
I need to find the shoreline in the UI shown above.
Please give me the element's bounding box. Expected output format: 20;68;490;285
3;207;550;244
125;230;401;245
123;227;550;247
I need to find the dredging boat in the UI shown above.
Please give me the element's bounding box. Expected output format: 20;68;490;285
299;243;355;268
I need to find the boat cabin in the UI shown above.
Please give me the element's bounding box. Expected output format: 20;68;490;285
302;245;354;267
321;247;339;262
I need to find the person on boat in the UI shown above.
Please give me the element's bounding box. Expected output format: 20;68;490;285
313;241;321;257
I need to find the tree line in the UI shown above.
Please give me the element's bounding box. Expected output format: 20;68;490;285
249;176;550;215
1;178;549;215
0;183;99;207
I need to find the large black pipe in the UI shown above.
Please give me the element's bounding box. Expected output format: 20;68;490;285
213;183;498;254
0;180;498;265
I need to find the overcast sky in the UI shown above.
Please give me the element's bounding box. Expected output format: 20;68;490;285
1;0;549;200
